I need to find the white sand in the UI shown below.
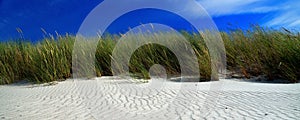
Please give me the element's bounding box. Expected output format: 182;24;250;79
0;77;299;120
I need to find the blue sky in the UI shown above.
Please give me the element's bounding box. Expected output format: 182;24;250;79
0;0;299;41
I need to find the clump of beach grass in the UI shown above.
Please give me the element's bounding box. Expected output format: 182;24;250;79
0;26;299;84
0;35;73;84
224;26;300;82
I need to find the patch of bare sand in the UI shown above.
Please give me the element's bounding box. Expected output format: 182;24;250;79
0;77;299;120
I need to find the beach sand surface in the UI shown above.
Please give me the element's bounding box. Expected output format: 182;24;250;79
0;77;299;120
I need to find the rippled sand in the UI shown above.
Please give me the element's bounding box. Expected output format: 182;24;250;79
0;77;299;120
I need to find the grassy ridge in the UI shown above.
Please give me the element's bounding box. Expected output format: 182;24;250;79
0;27;299;84
0;36;73;84
224;27;300;82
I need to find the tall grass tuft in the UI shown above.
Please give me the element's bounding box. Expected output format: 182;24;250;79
224;26;300;82
0;35;73;84
0;26;299;84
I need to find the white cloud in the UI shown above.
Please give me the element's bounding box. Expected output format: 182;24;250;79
82;0;300;29
196;0;278;16
264;1;300;29
195;0;300;29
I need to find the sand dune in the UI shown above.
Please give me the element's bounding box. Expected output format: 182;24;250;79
0;77;299;120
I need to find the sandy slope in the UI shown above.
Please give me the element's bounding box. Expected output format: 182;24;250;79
0;77;299;120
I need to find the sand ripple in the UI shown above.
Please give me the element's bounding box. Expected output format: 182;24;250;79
0;77;299;120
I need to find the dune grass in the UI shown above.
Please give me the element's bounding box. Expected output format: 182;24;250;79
224;27;300;83
0;36;73;84
0;26;299;84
